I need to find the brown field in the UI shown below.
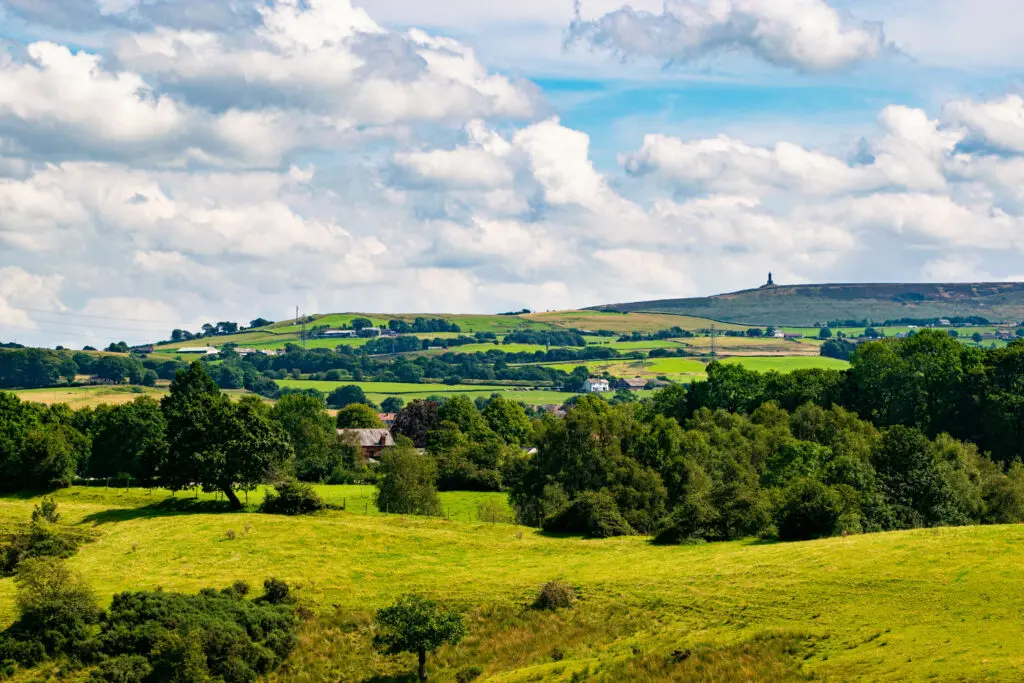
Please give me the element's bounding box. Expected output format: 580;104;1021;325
523;310;747;333
12;385;256;408
677;336;820;356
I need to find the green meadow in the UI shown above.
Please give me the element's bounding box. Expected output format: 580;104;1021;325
720;356;851;372
3;488;1023;681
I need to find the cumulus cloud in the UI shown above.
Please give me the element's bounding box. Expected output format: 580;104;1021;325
944;94;1024;154
568;0;889;73
115;0;538;125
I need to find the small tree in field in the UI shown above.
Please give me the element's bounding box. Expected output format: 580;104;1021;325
374;594;466;681
375;445;442;516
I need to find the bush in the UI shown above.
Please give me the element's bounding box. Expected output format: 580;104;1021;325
476;499;512;524
456;665;484;682
543;491;634;538
31;497;60;524
532;579;577;610
87;655;152;682
1;502;96;575
776;478;844;541
260;480;324;515
0;558;101;665
93;580;300;682
653;497;719;545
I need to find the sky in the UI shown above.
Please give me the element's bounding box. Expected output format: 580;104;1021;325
0;0;1023;347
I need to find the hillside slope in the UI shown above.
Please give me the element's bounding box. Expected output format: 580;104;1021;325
591;282;1024;326
3;488;1024;681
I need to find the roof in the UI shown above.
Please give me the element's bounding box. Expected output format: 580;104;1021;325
620;378;648;388
337;428;395;448
378;413;397;422
177;346;218;353
587;377;609;383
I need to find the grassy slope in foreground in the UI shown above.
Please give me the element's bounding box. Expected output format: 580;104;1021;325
3;489;1023;681
593;282;1024;327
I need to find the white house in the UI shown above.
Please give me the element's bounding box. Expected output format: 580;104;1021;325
177;346;218;355
583;378;611;393
773;329;786;339
322;329;356;337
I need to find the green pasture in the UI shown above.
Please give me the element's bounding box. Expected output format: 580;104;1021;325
525;310;747;333
2;488;1023;680
721;356;851;372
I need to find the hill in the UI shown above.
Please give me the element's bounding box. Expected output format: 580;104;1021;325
590;282;1024;327
2;487;1023;681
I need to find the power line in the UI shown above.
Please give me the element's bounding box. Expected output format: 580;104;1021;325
1;318;177;334
3;305;207;325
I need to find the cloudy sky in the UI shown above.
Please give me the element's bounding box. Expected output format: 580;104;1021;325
1;0;1023;347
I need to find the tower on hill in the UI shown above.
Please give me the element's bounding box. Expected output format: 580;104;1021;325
761;272;776;288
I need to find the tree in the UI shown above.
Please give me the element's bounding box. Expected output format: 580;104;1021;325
160;363;292;509
106;341;129;353
392;400;441;448
249;318;274;328
351;318;373;331
88;396;167;481
818;327;833;339
972;332;984;343
326;385;371;409
336;404;385;429
269;393;340;483
375;445;442;516
381;397;405;413
481;395;532;446
13;558;100;659
374;594;466;681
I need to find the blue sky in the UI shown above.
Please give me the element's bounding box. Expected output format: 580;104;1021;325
0;0;1023;346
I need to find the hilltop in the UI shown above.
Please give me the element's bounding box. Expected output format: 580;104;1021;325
590;282;1024;327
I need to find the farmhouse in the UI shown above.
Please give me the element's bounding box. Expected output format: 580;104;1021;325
177;346;218;355
322;329;356;338
583;378;611;393
377;413;397;427
773;330;786;339
337;428;394;461
617;377;649;391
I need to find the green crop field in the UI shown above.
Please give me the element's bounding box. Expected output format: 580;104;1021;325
721;356;851;372
3;488;1023;681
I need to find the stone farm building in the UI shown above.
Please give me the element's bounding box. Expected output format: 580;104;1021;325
337;428;394;461
583;378;611;393
617;377;650;391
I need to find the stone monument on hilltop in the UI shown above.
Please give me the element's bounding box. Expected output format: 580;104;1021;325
761;272;776;288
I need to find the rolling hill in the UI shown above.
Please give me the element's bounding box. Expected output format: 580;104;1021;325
591;282;1024;327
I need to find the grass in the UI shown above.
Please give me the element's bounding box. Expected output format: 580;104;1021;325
276;380;575;406
720;357;851;372
524;311;747;333
2;488;1024;680
12;385;253;408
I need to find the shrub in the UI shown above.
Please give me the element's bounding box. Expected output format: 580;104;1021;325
776;478;844;541
532;579;577;610
456;666;483;683
94;581;300;682
261;480;324;515
1;505;96;576
543;491;634;538
653;497;719;545
87;655;152;682
31;497;60;524
476;499;512;524
0;558;101;665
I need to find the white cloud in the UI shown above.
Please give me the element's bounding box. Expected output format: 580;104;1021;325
115;0;538;125
0;266;65;334
944;94;1024;154
0;42;185;145
568;0;888;73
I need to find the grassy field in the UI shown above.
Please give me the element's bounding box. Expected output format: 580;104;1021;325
276;380;573;407
525;311;747;333
3;488;1024;681
678;336;820;356
720;357;851;372
11;385;256;408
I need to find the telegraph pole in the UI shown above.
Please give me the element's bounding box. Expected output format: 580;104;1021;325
710;324;717;358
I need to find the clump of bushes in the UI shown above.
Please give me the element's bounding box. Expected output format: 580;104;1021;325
532;579;577;611
0;558;302;682
1;499;96;576
260;480;324;515
542;491;634;538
